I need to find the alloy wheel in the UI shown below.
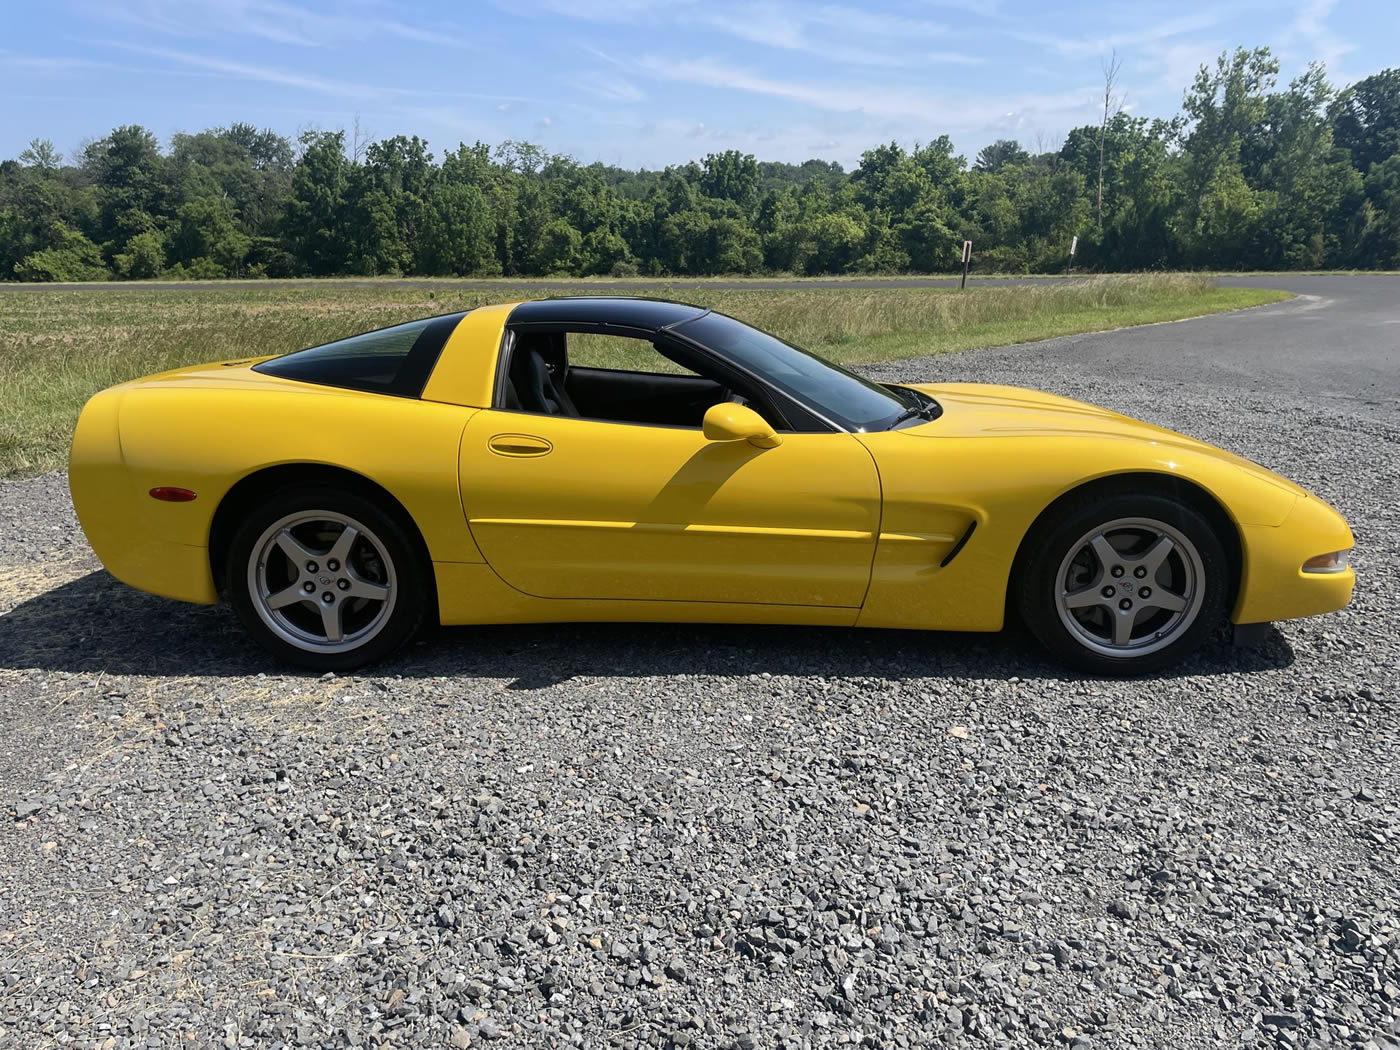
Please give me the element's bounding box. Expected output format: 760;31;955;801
1053;516;1206;658
247;510;398;654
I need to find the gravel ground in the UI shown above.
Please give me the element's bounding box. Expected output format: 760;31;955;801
2;312;1397;1050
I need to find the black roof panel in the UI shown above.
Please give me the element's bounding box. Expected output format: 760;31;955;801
507;297;707;330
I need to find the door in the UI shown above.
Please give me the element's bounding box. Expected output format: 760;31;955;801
458;410;881;607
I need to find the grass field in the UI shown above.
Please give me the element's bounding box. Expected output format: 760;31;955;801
0;274;1288;477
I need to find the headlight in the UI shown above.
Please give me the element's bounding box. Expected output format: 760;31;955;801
1302;550;1350;574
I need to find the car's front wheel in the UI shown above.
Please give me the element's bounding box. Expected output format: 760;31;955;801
226;486;430;671
1015;492;1231;674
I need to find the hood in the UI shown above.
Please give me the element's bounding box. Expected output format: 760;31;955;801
899;382;1311;499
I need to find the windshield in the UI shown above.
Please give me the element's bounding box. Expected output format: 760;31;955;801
671;311;907;431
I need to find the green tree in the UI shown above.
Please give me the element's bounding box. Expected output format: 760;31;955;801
1061;114;1181;269
81;125;168;265
18;139;62;170
974;139;1030;173
700;150;760;211
1179;47;1280;264
283;131;349;275
14;223;108;281
114;229;166;278
420;183;495;275
534;218;583;273
1331;68;1400;173
171;196;251;275
1357;155;1400;266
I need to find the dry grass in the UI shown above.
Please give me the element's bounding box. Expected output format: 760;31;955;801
0;275;1288;476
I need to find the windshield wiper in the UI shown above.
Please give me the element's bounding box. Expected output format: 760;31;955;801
886;405;928;428
886;391;937;429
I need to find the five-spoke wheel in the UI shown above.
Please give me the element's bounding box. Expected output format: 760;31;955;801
227;485;429;670
1055;517;1205;657
1017;493;1229;674
249;511;397;653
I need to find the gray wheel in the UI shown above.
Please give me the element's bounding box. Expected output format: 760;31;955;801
1053;517;1206;658
247;510;398;655
227;485;430;671
1016;491;1230;674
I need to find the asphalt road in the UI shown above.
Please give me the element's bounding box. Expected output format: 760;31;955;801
938;274;1400;422
1;275;1397;1049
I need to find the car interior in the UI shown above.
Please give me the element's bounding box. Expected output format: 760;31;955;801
500;329;785;429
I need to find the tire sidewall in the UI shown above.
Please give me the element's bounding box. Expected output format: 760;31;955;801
1017;493;1231;675
226;485;430;672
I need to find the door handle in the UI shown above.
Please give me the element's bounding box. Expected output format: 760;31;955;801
488;433;553;457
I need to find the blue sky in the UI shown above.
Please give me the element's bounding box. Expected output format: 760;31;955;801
1;0;1395;170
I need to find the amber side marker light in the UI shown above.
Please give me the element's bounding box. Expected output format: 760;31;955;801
149;486;197;502
1302;550;1349;574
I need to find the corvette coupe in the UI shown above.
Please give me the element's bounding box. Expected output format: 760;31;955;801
69;297;1354;674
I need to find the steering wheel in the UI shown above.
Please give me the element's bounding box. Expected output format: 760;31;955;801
719;388;750;407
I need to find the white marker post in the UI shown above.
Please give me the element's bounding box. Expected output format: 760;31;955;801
960;240;972;290
1068;235;1078;274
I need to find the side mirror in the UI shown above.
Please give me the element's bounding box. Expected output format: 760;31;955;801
702;403;782;449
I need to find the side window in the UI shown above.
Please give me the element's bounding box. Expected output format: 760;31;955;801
501;326;767;430
566;333;697;376
254;313;462;396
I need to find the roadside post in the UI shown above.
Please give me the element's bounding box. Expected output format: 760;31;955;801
960;240;972;290
1068;235;1078;274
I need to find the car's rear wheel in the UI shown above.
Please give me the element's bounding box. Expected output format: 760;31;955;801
226;486;430;671
1015;492;1230;674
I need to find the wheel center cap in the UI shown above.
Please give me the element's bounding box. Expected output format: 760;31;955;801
1119;580;1135;594
319;575;332;586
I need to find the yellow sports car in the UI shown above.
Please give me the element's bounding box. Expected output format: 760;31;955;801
69;297;1354;674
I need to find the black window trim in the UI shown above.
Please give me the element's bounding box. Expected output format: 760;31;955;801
253;311;466;399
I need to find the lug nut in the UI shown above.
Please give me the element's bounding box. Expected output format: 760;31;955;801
1110;565;1125;578
1134;566;1147;578
321;591;335;604
303;581;314;593
306;561;318;573
337;579;350;591
1101;585;1116;598
327;559;339;571
1140;586;1152;599
1119;598;1133;610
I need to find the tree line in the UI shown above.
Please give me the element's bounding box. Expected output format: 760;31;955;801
2;47;1397;282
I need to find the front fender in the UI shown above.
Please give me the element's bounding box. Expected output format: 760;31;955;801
854;430;1307;631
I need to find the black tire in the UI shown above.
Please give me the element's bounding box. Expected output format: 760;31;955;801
1015;491;1231;675
226;484;432;672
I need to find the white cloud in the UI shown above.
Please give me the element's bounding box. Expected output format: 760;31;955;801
572;71;647;103
1140;39;1227;96
916;0;1002;15
926;51;985;66
637;55;1094;129
496;0;698;23
699;2;957;68
91;0;469;50
108;42;540;105
805;4;948;40
1284;0;1355;78
116;42;381;97
1013;12;1224;60
0;52;116;72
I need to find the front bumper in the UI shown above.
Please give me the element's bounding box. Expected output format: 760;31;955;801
1233;494;1355;624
